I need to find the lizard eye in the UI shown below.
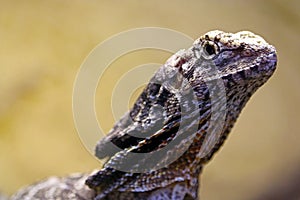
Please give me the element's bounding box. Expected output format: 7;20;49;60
202;41;219;59
204;43;216;55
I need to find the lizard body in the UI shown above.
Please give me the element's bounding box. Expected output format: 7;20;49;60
11;30;277;200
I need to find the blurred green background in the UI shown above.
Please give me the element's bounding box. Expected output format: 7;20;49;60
0;1;300;199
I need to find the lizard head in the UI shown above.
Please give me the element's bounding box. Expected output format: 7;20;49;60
155;30;278;164
176;30;278;162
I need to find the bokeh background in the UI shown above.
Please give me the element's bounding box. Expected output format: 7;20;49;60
1;1;300;199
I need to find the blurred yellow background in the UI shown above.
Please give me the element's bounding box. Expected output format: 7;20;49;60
0;1;300;199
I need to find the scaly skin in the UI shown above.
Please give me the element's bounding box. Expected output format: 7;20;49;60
11;30;277;200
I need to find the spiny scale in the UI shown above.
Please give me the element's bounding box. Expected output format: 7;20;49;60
11;30;277;200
